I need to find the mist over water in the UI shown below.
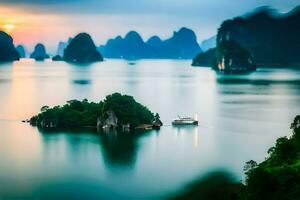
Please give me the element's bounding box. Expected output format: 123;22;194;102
0;59;299;199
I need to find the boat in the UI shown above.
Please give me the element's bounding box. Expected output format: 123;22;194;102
172;115;198;126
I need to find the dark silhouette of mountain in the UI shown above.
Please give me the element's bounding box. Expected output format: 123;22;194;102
16;45;26;58
200;36;216;52
161;27;202;59
192;40;256;74
52;55;63;61
100;31;154;59
217;6;300;66
0;31;20;62
30;43;49;61
64;33;103;63
193;6;300;69
99;27;202;59
147;36;163;48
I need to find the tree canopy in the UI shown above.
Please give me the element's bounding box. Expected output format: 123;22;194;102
30;93;158;130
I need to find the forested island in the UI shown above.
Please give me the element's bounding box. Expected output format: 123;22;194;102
30;93;162;131
193;6;300;72
170;115;300;200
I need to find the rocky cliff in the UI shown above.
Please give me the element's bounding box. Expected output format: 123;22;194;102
217;6;300;66
0;31;20;62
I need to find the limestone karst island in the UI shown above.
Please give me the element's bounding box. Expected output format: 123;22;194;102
30;93;162;131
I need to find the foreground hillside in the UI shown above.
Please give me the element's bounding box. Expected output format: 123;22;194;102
170;115;300;200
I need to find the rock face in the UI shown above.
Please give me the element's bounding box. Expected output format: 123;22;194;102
63;33;103;63
16;45;26;58
30;43;49;61
99;27;202;59
97;110;118;130
213;40;256;73
0;31;20;62
217;6;300;66
192;40;256;73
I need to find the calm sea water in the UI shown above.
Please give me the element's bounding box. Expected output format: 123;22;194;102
0;59;299;199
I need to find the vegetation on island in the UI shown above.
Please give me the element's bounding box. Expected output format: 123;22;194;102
170;115;300;200
194;7;300;68
193;6;300;70
216;7;300;66
30;93;161;131
241;115;300;200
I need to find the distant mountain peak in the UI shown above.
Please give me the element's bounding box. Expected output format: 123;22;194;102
171;27;198;43
124;31;144;42
178;27;194;33
99;27;201;59
147;36;162;46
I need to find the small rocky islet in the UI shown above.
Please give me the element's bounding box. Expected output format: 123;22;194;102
29;93;162;132
30;43;50;61
63;32;103;63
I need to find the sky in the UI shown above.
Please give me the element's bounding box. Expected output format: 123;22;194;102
0;0;299;54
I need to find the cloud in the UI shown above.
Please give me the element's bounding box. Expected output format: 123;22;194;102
1;0;297;15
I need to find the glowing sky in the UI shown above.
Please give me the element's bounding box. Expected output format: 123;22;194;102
0;0;298;53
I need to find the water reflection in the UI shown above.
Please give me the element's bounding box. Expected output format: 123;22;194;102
99;131;139;169
194;127;199;148
38;128;154;171
173;126;200;148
